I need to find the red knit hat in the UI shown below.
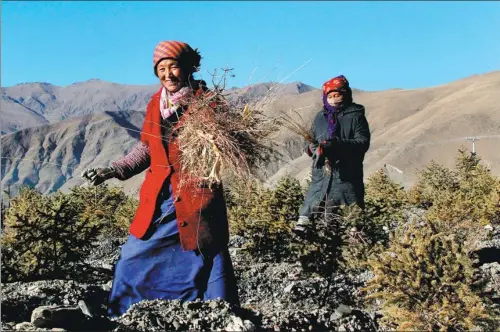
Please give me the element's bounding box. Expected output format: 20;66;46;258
322;75;349;95
153;41;201;76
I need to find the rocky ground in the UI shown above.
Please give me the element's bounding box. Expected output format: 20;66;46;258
2;229;498;332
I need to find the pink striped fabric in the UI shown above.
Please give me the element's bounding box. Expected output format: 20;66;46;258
112;141;151;180
160;86;193;120
111;86;194;179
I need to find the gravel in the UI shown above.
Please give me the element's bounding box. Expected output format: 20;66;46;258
0;235;381;331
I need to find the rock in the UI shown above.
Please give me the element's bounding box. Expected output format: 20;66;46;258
31;305;86;329
480;262;500;302
330;312;342;321
475;224;500;264
113;298;242;331
229;235;248;248
225;316;256;332
15;322;36;331
102;280;113;292
78;300;93;318
335;304;352;317
283;283;295;293
3;234;381;332
243;320;256;332
183;298;203;310
2;279;109;324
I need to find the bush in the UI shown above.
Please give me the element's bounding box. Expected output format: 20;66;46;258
321;170;408;273
294;202;344;277
68;184;136;237
336;205;385;273
363;169;409;240
114;197;139;236
1;184;139;281
408;149;500;249
2;187;101;282
269;176;305;224
226;179;271;235
363;221;495;331
272;170;408;279
407;161;460;208
227;176;303;262
452;150;500;228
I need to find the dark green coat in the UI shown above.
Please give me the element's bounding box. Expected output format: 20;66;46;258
300;102;370;218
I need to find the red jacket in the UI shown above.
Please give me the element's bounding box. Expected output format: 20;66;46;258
129;87;229;251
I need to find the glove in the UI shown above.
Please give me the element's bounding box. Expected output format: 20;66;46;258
319;138;339;154
81;166;116;186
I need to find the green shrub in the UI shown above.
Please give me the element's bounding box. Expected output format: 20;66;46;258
407;161;460;208
227;176;303;262
363;169;409;240
67;184;135;237
336;205;385;273
269;176;305;224
302;170;409;273
114;196;139;236
294;202;344;277
408;149;500;249
2;187;101;281
363;221;495;331
453;149;500;228
364;169;409;226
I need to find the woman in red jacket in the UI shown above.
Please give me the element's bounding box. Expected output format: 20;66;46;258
82;41;239;317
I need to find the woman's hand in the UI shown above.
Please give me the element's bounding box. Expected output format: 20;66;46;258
319;138;339;154
81;166;116;186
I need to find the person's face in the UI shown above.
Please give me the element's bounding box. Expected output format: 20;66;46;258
327;90;343;106
156;59;187;93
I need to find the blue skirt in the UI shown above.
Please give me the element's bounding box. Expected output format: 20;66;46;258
107;221;239;317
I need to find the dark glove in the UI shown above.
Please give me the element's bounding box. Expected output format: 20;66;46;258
81;166;116;186
319;137;339;155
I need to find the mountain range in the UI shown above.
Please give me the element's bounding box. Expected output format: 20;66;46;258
2;72;500;196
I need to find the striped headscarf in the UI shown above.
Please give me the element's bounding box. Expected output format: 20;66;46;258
153;41;201;76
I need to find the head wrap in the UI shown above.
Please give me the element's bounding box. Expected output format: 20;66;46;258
322;75;349;96
153;41;201;76
322;75;352;139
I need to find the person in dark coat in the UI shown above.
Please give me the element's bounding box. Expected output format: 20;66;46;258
295;75;370;232
81;40;239;317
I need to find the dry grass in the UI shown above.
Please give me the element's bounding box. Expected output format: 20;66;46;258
277;109;315;144
174;70;280;188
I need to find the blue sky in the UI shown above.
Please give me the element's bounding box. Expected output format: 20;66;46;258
2;1;500;91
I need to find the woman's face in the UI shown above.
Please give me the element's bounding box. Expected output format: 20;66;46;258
326;90;343;106
156;59;188;93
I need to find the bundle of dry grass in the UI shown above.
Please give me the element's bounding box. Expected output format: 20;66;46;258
277;109;315;144
174;71;279;188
